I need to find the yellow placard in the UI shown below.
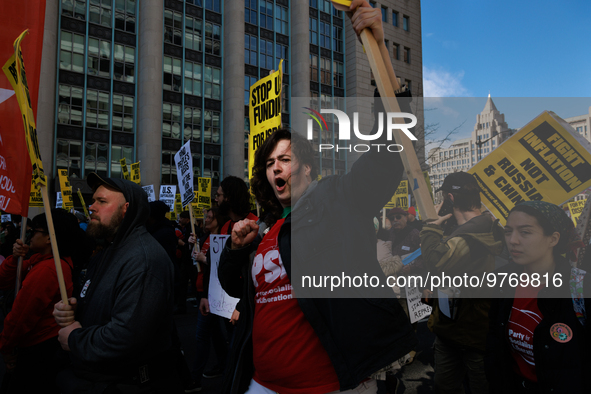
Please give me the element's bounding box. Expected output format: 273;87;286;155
192;191;204;219
58;169;74;210
130;162;141;184
384;180;408;210
120;158;130;180
568;199;587;227
469;111;591;225
197;177;212;209
29;179;43;207
77;188;89;218
175;193;183;215
2;30;46;186
248;60;283;180
423;170;433;202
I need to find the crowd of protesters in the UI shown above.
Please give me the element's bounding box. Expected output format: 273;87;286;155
0;1;589;393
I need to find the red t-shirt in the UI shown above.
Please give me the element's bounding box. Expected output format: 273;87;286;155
220;212;259;235
252;218;340;394
507;284;543;382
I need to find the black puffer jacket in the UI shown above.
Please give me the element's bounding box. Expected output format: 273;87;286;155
486;260;591;393
219;90;417;393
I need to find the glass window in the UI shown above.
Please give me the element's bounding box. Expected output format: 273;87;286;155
86;89;110;129
333;61;344;88
56;139;83;178
89;0;112;27
203;110;221;143
310;54;318;82
333;26;343;53
60;30;85;73
275;5;288;35
404;47;410;64
184;106;202;142
184;61;202;96
309;17;318;45
245;0;257;24
403;15;410;31
245;34;258;66
381;6;387;22
204;22;221;56
320;21;330;49
259;0;273;30
163;56;182;92
58;85;84;126
320;57;330;85
114;44;135;83
161;150;178;185
205;0;220;13
204;66;221;100
185;16;202;51
112;94;134;132
275;43;288;73
164;9;183;46
62;0;87;20
244;75;257;106
260;38;273;70
392;43;399;60
88;37;111;78
115;0;136;32
392;11;398;27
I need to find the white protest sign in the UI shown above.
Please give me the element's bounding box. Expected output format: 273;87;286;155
405;285;432;324
174;140;194;207
159;185;176;212
56;192;63;208
208;234;240;319
142;185;156;202
0;214;11;223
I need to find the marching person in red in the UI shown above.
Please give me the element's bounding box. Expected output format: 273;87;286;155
0;209;85;393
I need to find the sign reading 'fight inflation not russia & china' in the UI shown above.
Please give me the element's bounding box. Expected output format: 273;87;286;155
470;111;591;225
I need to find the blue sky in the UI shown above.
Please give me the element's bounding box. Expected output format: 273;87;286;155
420;0;591;144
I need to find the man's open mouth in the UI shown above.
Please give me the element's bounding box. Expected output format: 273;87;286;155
276;178;286;191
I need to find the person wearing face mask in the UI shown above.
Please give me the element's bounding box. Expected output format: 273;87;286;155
486;201;591;393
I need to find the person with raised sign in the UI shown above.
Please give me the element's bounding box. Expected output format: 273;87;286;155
486;201;591;393
218;3;416;393
420;171;505;394
52;173;182;393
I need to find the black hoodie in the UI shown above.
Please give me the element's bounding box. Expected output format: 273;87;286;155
68;178;175;377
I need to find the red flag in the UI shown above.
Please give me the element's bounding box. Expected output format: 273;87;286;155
0;1;46;216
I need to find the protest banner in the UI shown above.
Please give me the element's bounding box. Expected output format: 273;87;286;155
76;188;89;219
120;158;130;181
159;185;176;212
469;111;591;225
192;191;203;219
406;285;432;324
1;214;11;223
174;140;194;208
248;60;283;180
131;162;141;185
197;177;212;209
29;180;43;207
384;180;408;210
58;169;74;210
142;185;156;202
208;234;239;319
568;199;587;227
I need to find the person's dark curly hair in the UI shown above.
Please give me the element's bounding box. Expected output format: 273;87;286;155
250;129;317;218
219;176;251;217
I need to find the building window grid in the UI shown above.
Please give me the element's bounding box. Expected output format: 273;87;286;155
204;22;221;56
275;43;288;73
88;37;111;78
110;145;134;179
163;56;182;92
184;16;202;52
319;21;331;49
203;110;221;144
404;47;410;64
245;75;258;106
392;11;398;27
114;0;136;33
162;102;182;139
332;26;343;53
56;139;83;178
84;141;109;177
204;0;220;13
184;61;203;97
204;66;221;100
161;150;178;186
259;0;273;30
85;89;110;129
112;94;134;132
60;31;85;73
309;17;318;45
245;34;258;66
260;38;274;70
245;0;257;24
403;15;410;31
113;44;135;83
275;5;288;35
62;0;87;20
57;84;84;126
184;106;202;142
320;57;331;85
381;6;387;22
89;0;112;27
310;54;319;82
164;10;183;46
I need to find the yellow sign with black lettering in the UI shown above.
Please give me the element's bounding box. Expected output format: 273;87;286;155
568;199;587;227
29;179;43;207
120;158;130;181
130;162;141;184
2;30;46;186
77;188;89;219
384;180;408;210
248;60;283;180
192;191;204;219
58;169;74;210
470;111;591;225
197;177;212;209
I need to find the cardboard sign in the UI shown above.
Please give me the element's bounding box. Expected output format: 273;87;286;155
1;214;11;223
248;60;283;180
197;177;212;209
192;191;204;219
174;193;183;215
159;185;176;212
130;162;141;184
406;284;432;324
174;140;194;208
208;234;240;319
470;111;591;224
142;185;155;202
120;158;130;181
569;199;587;227
384;180;409;210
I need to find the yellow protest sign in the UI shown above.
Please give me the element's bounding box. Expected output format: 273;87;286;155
384;180;408;210
248;60;283;180
120;158;130;180
423;170;433;202
192;191;204;219
197;177;212;209
130;162;141;184
2;30;46;186
175;194;183;216
77;188;89;218
470;111;591;224
58;170;74;210
29;180;43;207
568;199;587;227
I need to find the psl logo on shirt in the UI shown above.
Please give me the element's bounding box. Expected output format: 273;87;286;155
252;249;286;287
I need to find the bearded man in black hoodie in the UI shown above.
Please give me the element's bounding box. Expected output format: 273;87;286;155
53;173;182;393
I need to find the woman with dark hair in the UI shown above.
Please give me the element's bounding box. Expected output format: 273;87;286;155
0;209;86;393
486;201;591;393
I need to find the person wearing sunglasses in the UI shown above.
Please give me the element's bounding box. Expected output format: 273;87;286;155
386;207;420;258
